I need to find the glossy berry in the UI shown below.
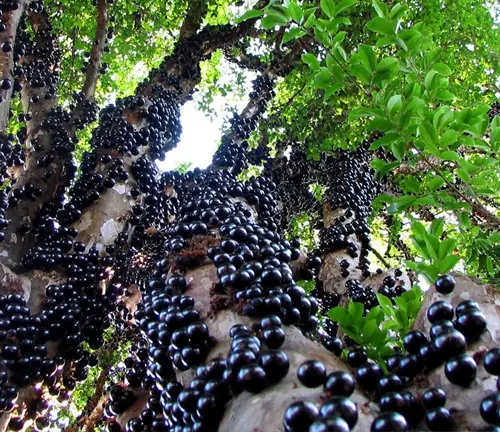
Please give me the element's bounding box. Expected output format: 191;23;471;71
454;309;486;342
284;401;319;432
403;330;428;354
356;363;383;391
484;348;500;376
455;300;480;315
434;275;455;294
425;407;454;431
261;325;285;348
427;301;454;323
445;354;477;387
259;350;290;383
237;364;268;393
324;371;355;397
371;412;409;432
297;360;327;388
432;329;466;361
309;417;350;432
319;397;358;429
480;394;500;425
347;349;367;368
422;388;446;410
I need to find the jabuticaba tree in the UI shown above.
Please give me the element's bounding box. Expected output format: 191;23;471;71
0;0;498;432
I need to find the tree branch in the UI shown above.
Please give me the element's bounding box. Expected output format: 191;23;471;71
0;0;27;132
410;143;500;228
81;0;108;100
179;0;208;39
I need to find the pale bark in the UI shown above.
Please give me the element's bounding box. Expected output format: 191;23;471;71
0;1;27;132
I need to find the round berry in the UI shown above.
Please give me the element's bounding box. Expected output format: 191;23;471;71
480;393;500;425
347;349;367;368
434;275;455;294
455;300;479;315
427;300;454;323
309;417;350;432
422;388;446;410
284;401;319;431
319;397;358;429
444;354;477;387
297;360;327;388
237;364;268;393
403;330;428;354
484;348;500;376
432;329;466;361
371;412;409;432
455;309;486;342
324;371;355;397
356;363;383;391
259;350;289;383
425;407;454;431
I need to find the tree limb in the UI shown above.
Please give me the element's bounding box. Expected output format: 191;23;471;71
179;0;208;39
81;0;109;100
0;0;27;132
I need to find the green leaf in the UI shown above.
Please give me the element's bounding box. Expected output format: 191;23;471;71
391;141;405;161
433;62;452;76
428;176;445;191
438;238;456;259
261;14;286;29
334;0;357;16
424;236;439;260
302;53;320;70
411;221;427;238
419;122;439;148
366;16;396;36
394;297;408;314
387;94;402;116
320;0;336;18
237;9;263;23
348;301;365;328
440;129;458;148
389;3;406;20
376;294;395;316
404;175;420;194
328;306;351;325
439;255;460;273
367;118;394;132
281;27;306;45
435;89;455;101
369;132;400;150
424;70;439;91
288;1;303;22
378;161;400;177
429;218;444;237
350;64;372;84
358;44;377;72
439;150;459;161
387;195;415;213
372;0;388;17
314;68;332;88
366;306;384;323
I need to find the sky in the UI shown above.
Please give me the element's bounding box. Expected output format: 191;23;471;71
157;59;256;172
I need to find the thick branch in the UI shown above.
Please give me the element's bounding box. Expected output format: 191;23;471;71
0;1;27;132
179;0;208;39
81;0;108;100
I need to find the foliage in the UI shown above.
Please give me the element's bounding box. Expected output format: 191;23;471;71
328;286;423;367
286;212;319;251
243;0;500;284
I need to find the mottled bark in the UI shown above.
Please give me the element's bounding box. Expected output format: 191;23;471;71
81;0;108;100
0;1;27;132
410;273;500;431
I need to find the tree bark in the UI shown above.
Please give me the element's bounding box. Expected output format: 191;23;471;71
0;1;27;132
